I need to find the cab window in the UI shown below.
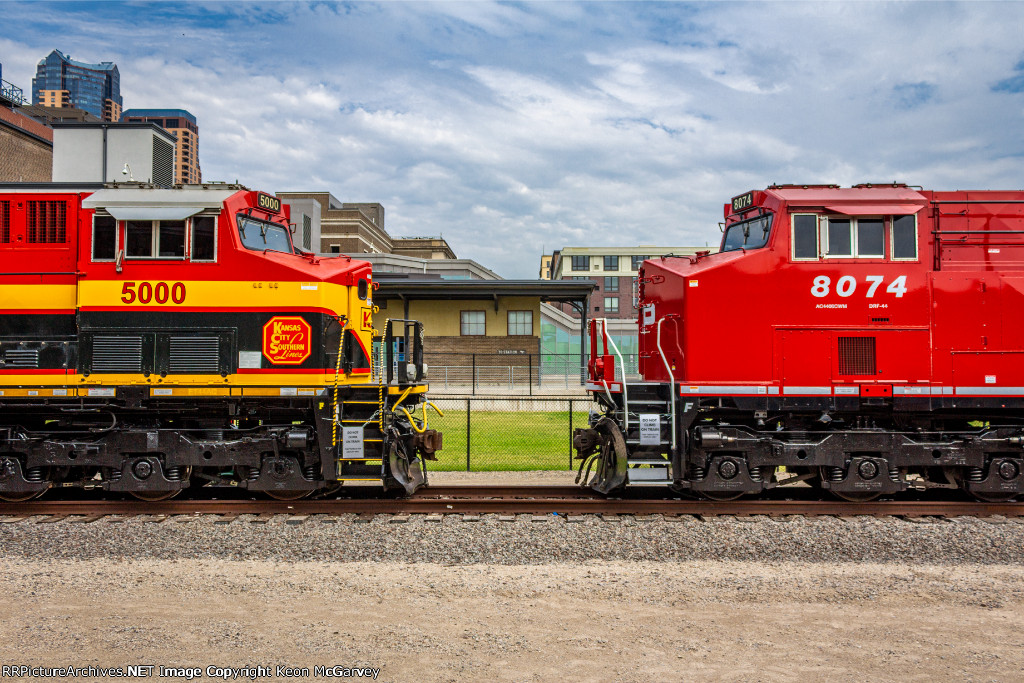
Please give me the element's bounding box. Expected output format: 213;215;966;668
237;215;292;254
721;213;773;252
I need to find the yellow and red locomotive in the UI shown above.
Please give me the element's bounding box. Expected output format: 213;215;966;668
0;183;440;501
578;184;1024;501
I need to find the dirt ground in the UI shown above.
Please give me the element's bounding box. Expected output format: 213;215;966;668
0;559;1022;682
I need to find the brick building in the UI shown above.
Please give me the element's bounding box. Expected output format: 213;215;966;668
0;105;53;183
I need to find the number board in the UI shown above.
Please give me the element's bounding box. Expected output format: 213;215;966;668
257;192;281;213
731;191;754;213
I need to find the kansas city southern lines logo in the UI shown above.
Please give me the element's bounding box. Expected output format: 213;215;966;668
262;316;312;365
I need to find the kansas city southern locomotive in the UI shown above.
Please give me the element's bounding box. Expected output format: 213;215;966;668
0;183;440;501
577;184;1024;502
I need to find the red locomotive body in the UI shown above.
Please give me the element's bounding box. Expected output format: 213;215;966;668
577;184;1024;501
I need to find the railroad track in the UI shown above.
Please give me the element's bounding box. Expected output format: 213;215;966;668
0;485;1021;519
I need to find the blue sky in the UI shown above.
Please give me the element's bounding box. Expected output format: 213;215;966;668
2;1;1023;277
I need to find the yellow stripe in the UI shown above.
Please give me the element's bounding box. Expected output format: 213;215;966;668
77;279;352;310
0;284;76;310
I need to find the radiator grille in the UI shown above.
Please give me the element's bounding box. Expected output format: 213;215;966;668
92;336;142;373
26;200;66;243
168;336;220;374
838;337;876;375
0;201;9;243
3;349;39;368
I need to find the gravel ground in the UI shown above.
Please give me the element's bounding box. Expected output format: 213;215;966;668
2;493;1023;681
0;558;1022;682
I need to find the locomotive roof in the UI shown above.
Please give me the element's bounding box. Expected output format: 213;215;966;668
81;186;244;220
767;185;928;215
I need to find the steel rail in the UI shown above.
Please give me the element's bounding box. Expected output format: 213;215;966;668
0;487;1021;518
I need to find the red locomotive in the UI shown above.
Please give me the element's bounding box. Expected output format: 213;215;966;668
577;184;1024;501
0;182;439;501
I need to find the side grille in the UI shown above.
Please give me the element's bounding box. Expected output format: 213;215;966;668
168;336;220;374
92;336;143;373
3;349;39;368
25;200;66;243
0;201;9;243
838;337;876;375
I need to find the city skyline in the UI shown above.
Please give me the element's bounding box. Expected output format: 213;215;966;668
2;1;1023;278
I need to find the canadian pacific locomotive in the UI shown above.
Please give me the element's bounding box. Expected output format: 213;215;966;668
0;183;440;501
576;184;1024;502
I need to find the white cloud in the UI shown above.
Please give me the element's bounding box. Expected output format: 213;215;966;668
4;2;1024;277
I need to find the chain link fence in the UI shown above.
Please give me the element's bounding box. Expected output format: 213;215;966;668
422;353;640;394
419;396;595;471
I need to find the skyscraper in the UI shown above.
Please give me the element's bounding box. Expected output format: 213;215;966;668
31;50;122;121
121;109;201;185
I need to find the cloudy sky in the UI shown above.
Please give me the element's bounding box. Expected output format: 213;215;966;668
2;1;1023;277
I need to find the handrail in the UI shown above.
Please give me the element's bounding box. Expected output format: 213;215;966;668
598;318;629;433
656;317;676;454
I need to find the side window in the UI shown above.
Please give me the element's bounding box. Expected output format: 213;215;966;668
892;215;917;260
191;216;216;261
92;215;117;261
826;218;852;257
125;220;186;258
856;219;885;258
792;214;818;260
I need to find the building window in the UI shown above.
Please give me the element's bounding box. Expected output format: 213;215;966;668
571;255;590;271
631;255;647;271
303;215;312;250
92;215;117;260
508;310;533;336
191;216;216;261
125;220;185;258
461;311;486;336
604;297;619;313
604;255;619;271
330;245;341;253
604;276;619;292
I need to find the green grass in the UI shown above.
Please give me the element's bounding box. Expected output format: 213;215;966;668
422;409;590;471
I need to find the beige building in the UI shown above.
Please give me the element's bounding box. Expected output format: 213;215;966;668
121;110;200;185
276;192;456;258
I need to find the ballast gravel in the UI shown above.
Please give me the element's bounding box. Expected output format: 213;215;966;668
1;512;1023;564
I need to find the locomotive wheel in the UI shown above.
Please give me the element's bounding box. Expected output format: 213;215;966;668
829;489;881;503
0;465;52;502
699;490;745;502
817;467;881;502
943;466;1019;503
264;489;313;501
969;490;1018;503
129;466;192;502
0;487;48;503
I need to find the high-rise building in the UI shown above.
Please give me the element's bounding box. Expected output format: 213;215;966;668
121;109;200;185
31;50;122;121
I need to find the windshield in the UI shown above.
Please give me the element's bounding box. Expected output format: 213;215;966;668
721;213;773;252
237;215;293;254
